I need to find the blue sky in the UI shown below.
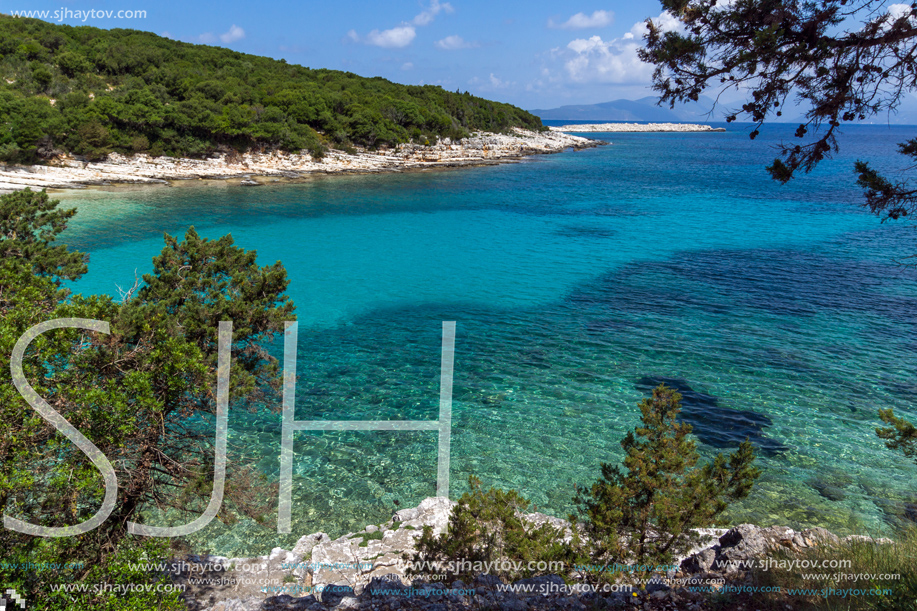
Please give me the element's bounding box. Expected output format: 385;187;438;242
10;0;917;118
10;0;689;109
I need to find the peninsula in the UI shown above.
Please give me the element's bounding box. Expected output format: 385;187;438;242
550;123;726;133
0;15;598;191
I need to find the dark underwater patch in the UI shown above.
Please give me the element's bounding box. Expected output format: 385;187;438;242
874;496;917;529
635;376;788;456
570;246;917;323
808;468;854;502
554;225;617;239
519;347;552;369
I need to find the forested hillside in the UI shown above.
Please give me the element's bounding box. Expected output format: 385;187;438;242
0;15;543;162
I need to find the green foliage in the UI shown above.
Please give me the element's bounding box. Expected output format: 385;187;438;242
856;150;917;226
133;227;295;398
0;189;294;608
575;384;761;567
876;409;917;466
71;119;112;160
0;15;542;163
1;537;184;610
408;476;578;583
0;187;86;280
410;388;760;586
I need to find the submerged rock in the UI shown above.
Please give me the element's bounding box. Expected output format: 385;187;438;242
875;496;917;529
809;468;854;502
635;376;788;455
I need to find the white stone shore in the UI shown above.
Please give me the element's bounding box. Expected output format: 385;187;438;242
550;122;726;133
0;129;598;192
172;497;894;611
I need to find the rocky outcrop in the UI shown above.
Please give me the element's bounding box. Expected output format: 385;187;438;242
550;123;726;133
0;129;599;192
310;497;455;595
172;498;892;611
173;497;456;611
679;523;892;578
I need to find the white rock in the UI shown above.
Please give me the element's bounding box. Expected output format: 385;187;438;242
0;129;598;192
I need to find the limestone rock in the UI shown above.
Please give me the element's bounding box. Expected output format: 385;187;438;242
0;129;601;193
175;499;870;611
680;547;716;574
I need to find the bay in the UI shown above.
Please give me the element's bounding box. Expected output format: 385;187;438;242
55;122;917;556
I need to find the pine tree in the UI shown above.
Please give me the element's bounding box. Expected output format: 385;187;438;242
576;384;760;567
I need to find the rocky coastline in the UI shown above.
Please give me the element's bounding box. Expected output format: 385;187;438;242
172;497;891;611
0;129;599;193
549;123;726;133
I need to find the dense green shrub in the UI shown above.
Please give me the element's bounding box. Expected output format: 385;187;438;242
1;537;185;610
407;476;578;583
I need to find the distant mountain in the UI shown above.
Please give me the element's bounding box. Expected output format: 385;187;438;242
530;96;719;122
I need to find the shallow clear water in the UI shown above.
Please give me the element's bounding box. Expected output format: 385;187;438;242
55;123;917;556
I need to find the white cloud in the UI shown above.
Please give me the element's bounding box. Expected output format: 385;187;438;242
888;2;910;17
220;25;245;44
160;31;173;39
366;25;417;48
467;73;515;90
549;10;614;30
413;0;454;26
401;62;414;70
561;35;651;83
628;11;681;40
197;32;217;44
350;0;450;49
887;3;916;23
553;11;682;84
489;73;513;88
435;35;479;50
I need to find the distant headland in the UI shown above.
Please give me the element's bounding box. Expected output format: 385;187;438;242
550;123;726;133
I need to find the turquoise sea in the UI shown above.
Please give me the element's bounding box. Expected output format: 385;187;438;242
55;123;917;556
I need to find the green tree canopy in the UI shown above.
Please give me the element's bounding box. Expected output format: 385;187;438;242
0;189;294;608
0;188;86;280
0;15;543;164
